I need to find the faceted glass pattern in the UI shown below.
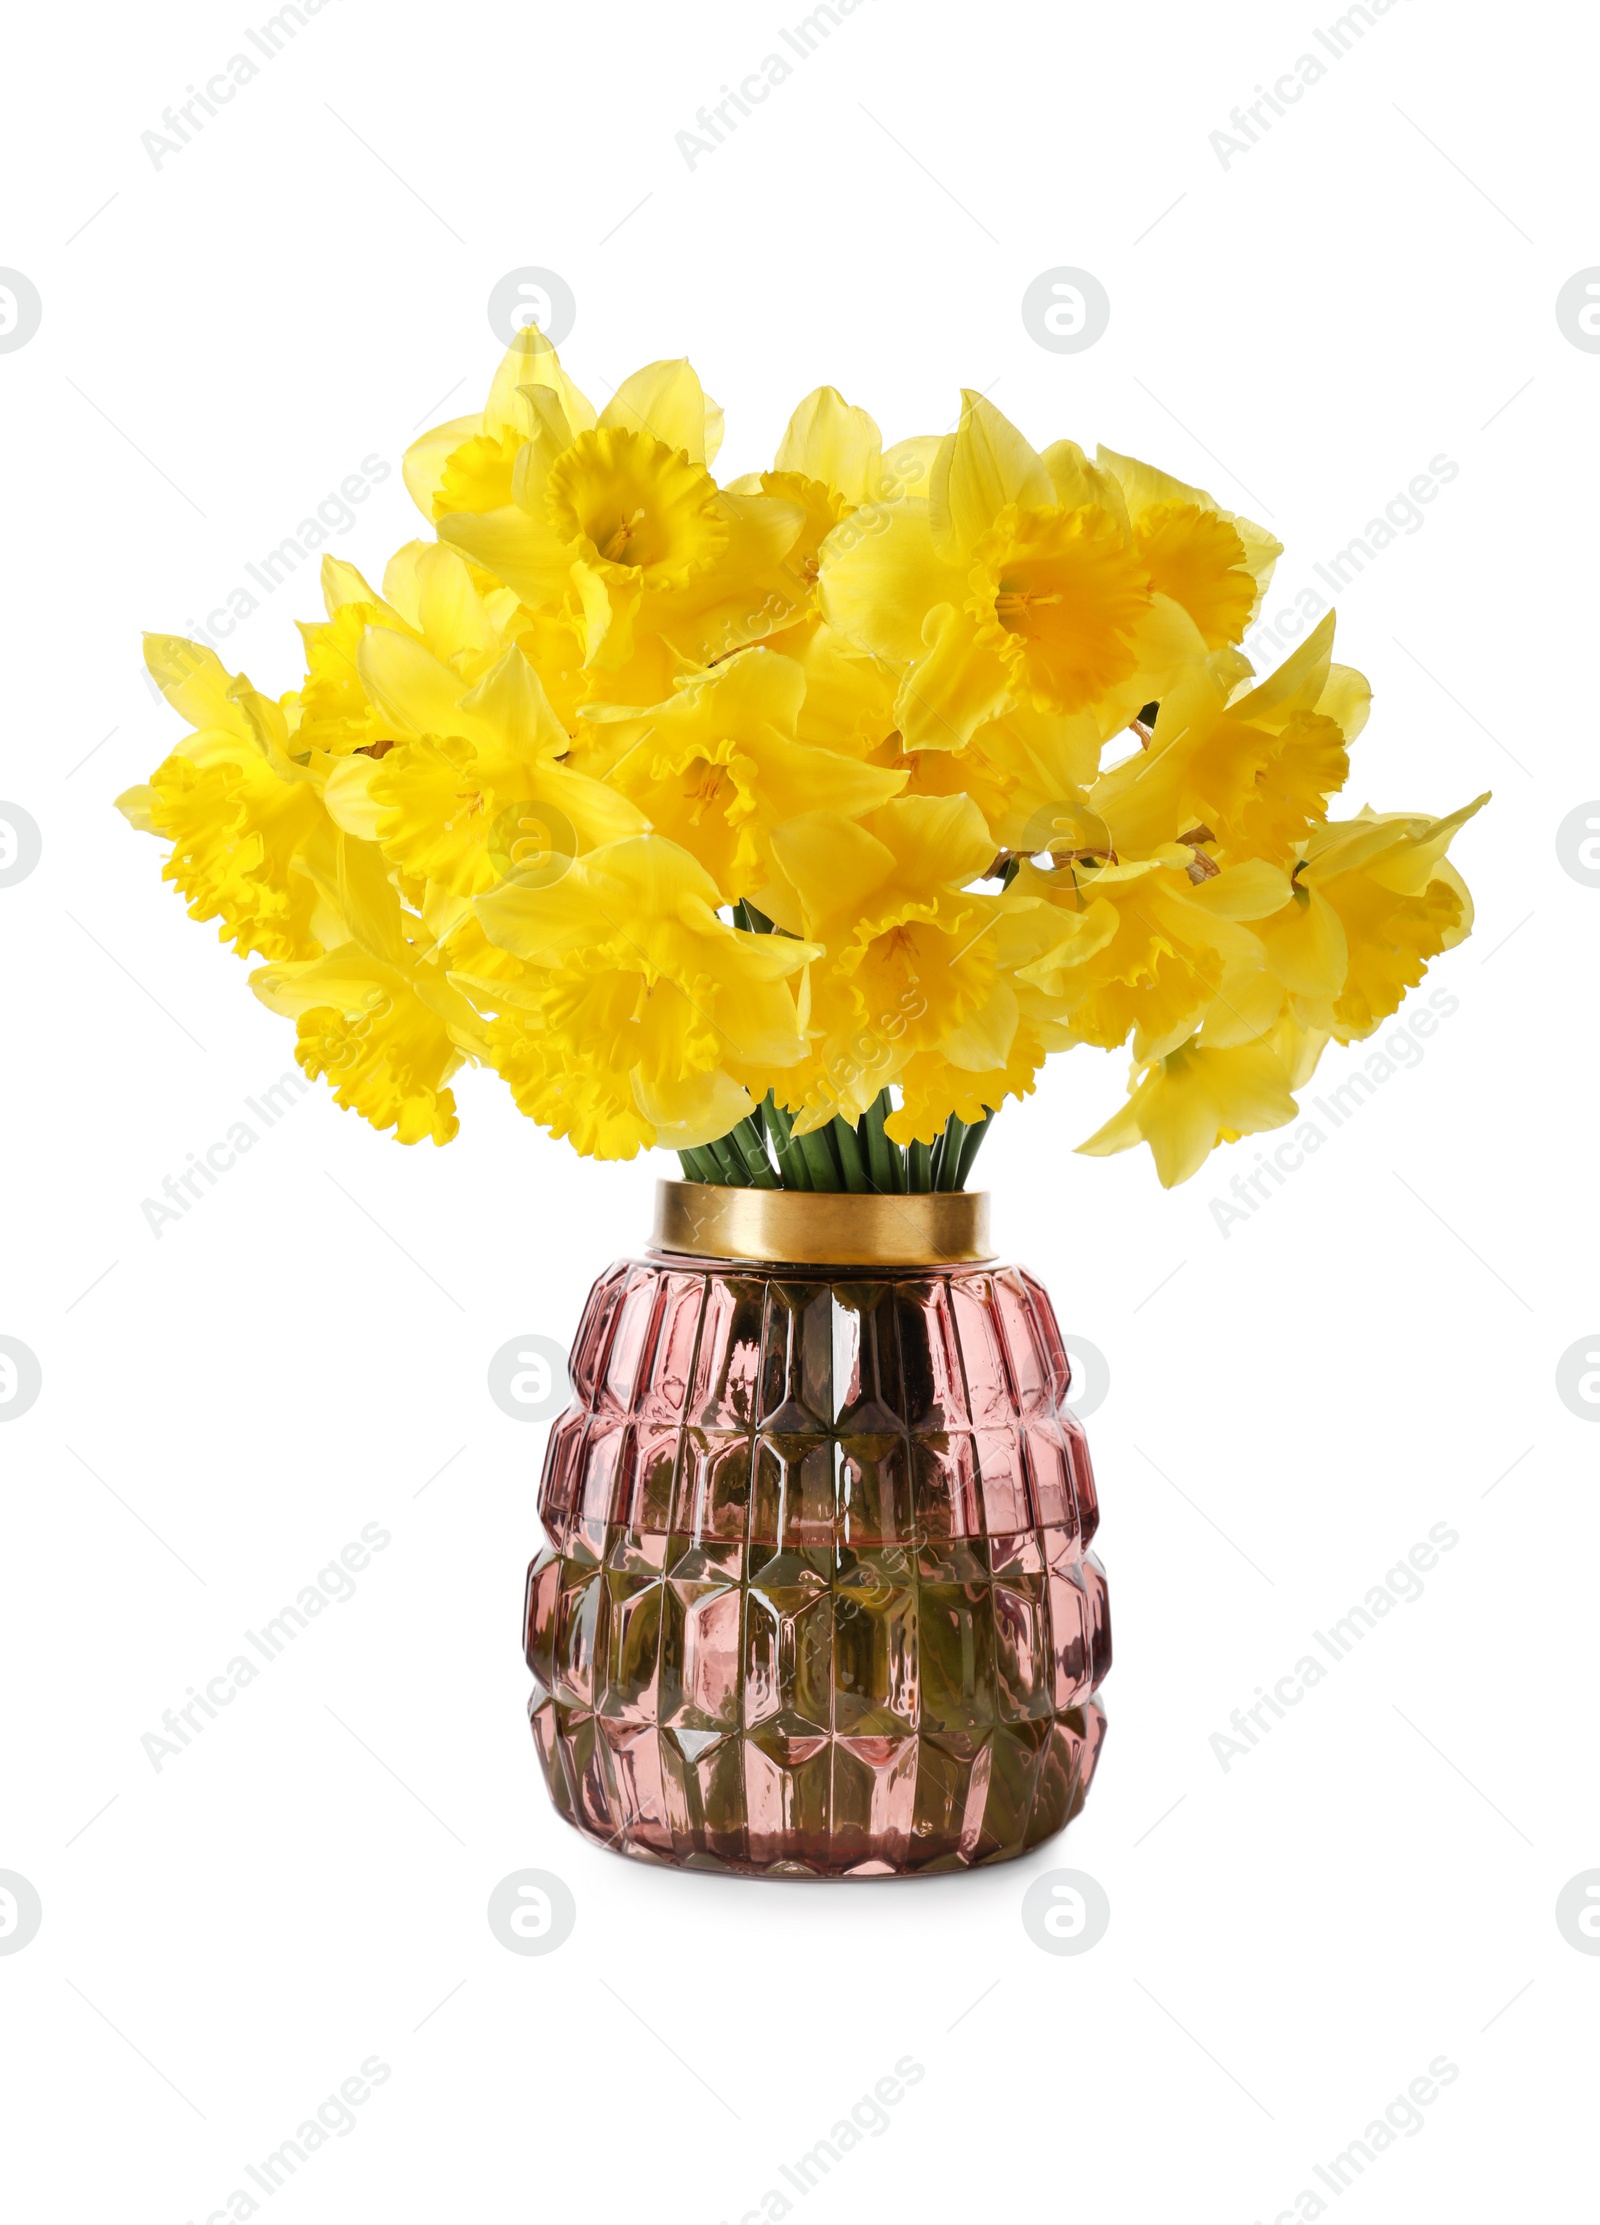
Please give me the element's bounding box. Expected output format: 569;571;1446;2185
525;1252;1109;1876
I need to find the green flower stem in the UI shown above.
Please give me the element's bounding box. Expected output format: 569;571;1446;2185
760;1095;811;1189
796;1124;842;1191
860;1092;896;1194
955;1110;994;1188
936;1115;969;1190
703;1134;746;1186
728;1115;779;1188
829;1115;869;1192
680;1090;984;1195
888;1113;908;1191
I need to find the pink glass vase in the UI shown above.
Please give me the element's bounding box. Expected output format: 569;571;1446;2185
524;1193;1109;1877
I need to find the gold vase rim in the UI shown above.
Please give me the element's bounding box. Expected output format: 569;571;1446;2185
651;1180;993;1269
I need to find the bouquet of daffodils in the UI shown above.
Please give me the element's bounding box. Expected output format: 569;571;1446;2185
120;329;1483;1192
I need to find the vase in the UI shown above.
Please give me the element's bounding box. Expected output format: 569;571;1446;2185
524;1182;1109;1877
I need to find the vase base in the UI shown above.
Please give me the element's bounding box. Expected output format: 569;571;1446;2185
529;1692;1106;1880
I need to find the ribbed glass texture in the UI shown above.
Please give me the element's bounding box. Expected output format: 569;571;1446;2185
525;1253;1109;1876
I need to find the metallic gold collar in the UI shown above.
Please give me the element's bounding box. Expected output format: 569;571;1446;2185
651;1180;993;1268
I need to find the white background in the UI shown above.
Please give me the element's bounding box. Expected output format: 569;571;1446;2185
2;1;1594;2218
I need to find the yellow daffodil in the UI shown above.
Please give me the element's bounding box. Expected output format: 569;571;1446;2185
292;543;522;760
1301;796;1483;1039
118;637;327;961
757;794;1026;1132
1091;613;1370;865
880;886;1103;1139
417;337;809;705
574;646;905;901
470;834;819;1154
819;393;1213;750
1094;446;1281;650
723;385;886;651
123;336;1487;1189
402;322;599;524
321;633;643;898
1078;1036;1302;1187
885;698;1104;858
890;1030;1049;1141
1008;849;1286;1062
251;836;487;1146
